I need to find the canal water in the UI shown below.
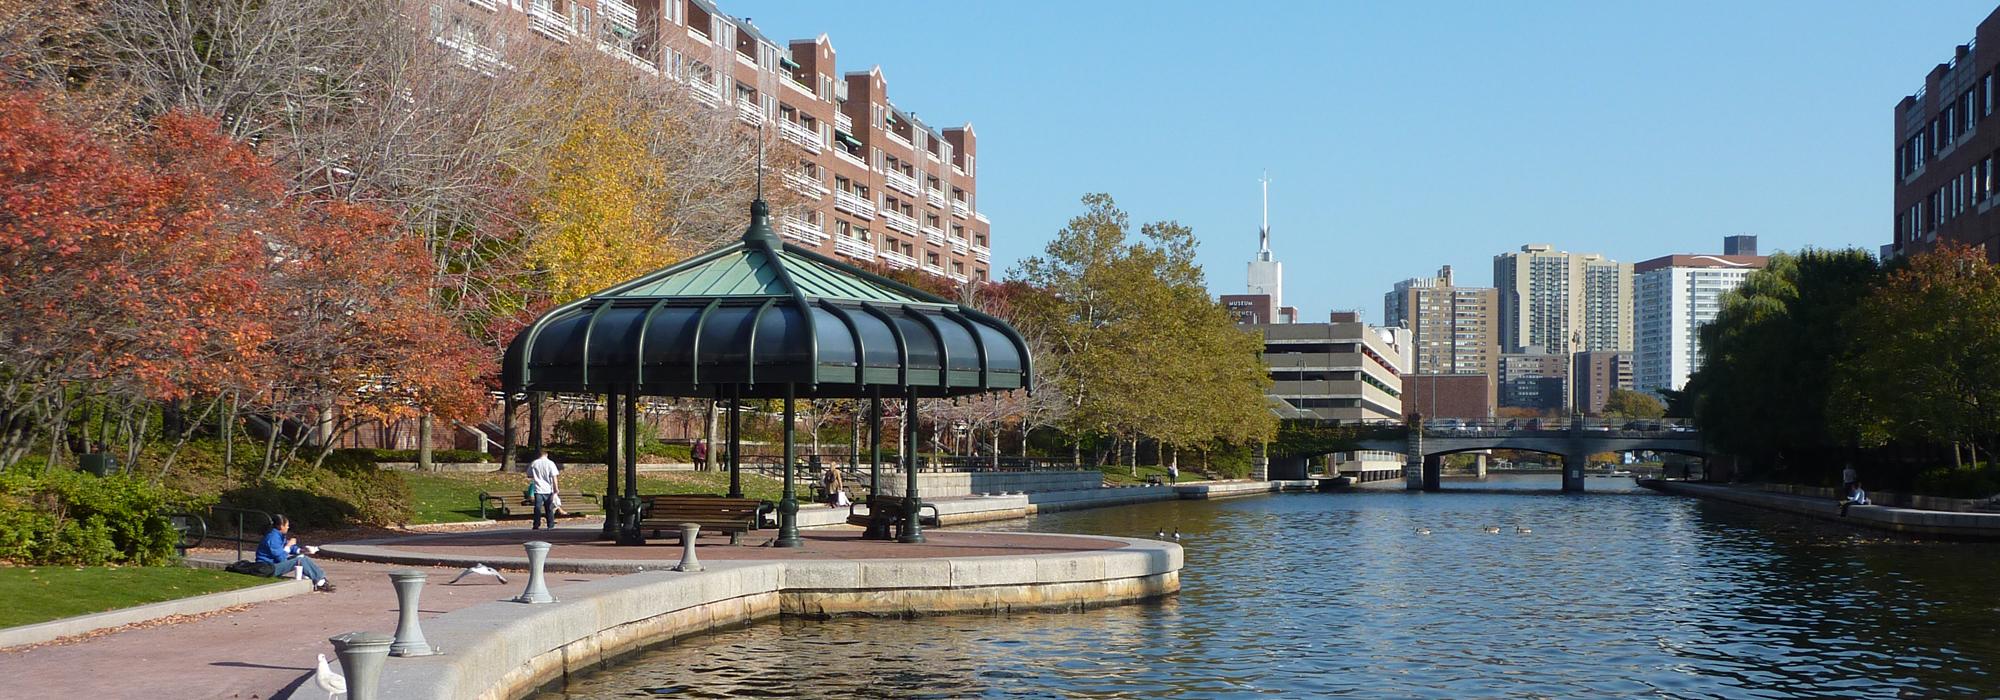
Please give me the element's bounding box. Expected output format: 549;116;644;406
550;475;2000;698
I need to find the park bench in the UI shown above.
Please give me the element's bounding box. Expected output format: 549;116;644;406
477;489;601;520
847;495;941;539
637;494;768;544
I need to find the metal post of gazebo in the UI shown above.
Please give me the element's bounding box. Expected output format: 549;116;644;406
500;393;517;473
862;388;887;540
775;383;803;547
619;389;644;545
601;388;620;541
527;392;543;462
727;385;742;500
899;393;925;544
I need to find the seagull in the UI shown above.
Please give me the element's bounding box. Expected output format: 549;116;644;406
447;563;508;585
1415;527;1433;536
1515;526;1532;534
1482;526;1502;534
316;653;347;700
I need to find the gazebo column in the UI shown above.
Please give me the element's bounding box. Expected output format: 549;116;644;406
862;389;888;540
527;392;544;465
601;389;620;541
500;392;517;473
775;383;804;548
899;393;925;544
618;389;644;545
727;384;742;500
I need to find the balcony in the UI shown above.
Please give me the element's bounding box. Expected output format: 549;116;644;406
832;147;867;170
463;0;498;10
922;262;945;276
884;130;912;150
946;235;968;254
528;3;571;41
599;0;638;28
972;244;990;263
833;190;875;219
687;78;721;106
883;169;919;196
924;188;945;208
780;216;827;246
973;211;989;224
435;35;503;70
878;249;918;270
735;98;763;126
783;75;814;98
927;226;952;247
598;42;657;75
947;271;970;284
781;170;829;199
835;112;853;133
882;209;918;235
777;119;821;152
834;236;873;259
950;200;970;219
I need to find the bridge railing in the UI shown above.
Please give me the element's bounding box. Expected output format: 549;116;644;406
1417;417;1697;437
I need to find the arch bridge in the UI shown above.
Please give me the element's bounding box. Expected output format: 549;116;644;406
1355;419;1708;492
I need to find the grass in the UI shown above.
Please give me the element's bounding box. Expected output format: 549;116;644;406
0;566;268;628
403;468;788;524
1099;464;1176;486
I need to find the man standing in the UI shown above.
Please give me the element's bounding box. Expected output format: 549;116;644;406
529;450;560;530
1841;464;1859;500
692;439;708;472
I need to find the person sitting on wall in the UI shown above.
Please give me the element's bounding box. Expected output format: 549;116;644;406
1840;480;1872;516
257;514;334;592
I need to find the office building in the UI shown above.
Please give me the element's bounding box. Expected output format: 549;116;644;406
1250;311;1409;423
1383;265;1498;379
425;0;991;282
1633;238;1768;396
1402;374;1494;421
1493;244;1633;354
1890;7;2000;261
1498;351;1567;412
1571;351;1633;416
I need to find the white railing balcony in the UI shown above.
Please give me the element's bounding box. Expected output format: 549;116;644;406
832;148;867;170
950;200;970;219
973;211;990;225
778;119;821;152
435;35;503;70
833;190;875;219
781;170;829;199
599;0;638;28
688;25;711;44
780;216;827;246
879;250;918;270
925;225;950;244
598;42;657;75
835;112;853;132
528;3;572;40
882;209;918;234
735;98;764;126
688;78;721;106
952;163;966;176
925;149;941;163
463;0;498;11
884;130;912;150
783;76;815;98
924;189;946;208
972;244;990;263
834;236;873;259
946;235;968;254
922;263;945;276
948;271;970;284
883;169;918;196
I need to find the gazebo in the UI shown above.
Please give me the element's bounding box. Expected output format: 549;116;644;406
500;199;1031;546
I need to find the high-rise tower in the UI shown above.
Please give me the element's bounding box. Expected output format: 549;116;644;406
1246;173;1283;309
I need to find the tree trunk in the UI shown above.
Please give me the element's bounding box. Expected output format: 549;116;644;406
1128;437;1138;478
221;392;236;480
417;413;434;471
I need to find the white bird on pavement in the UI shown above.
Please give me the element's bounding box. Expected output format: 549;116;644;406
315;653;347;700
447;563;508;585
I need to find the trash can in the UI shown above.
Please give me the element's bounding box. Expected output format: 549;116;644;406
79;453;115;477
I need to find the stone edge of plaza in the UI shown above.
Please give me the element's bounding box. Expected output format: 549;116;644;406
347;535;1180;700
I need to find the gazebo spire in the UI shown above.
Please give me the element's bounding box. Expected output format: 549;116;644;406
741;198;778;243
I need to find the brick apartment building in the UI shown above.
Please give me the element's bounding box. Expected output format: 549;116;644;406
430;0;993;283
1891;6;2000;261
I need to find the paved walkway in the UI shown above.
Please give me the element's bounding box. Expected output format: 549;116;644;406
0;557;607;699
338;524;1123;565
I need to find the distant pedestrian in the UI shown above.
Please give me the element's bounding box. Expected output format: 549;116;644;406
528;450;560;530
1840;479;1871;516
257;514;333;592
1841;465;1859;500
1167;463;1180;484
820;464;845;504
692;439;709;472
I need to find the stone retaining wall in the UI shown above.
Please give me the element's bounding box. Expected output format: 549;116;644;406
871;470;1105;498
1642;480;2000;539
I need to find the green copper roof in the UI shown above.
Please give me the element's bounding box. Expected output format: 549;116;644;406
605;246;934;304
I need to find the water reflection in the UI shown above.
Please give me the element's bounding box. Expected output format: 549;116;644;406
549;475;2000;698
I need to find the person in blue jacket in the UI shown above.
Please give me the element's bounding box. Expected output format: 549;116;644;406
257;514;334;592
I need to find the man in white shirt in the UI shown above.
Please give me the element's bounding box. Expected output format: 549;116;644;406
528;450;560;530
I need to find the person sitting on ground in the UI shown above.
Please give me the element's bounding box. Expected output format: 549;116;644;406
1840;480;1872;516
528;449;561;530
257;514;334;592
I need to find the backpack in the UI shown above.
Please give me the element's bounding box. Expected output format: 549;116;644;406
225;559;276;577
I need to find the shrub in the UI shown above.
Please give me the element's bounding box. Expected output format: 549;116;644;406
639;443;692;462
1207;444;1253;479
553;418;609;454
329;448;492;464
1912;464;2000;500
222;460;412;528
0;469;180;566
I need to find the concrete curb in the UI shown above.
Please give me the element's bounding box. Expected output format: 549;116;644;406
403;520;498;531
325;535;1180;700
1641;479;2000;539
0;576;312;650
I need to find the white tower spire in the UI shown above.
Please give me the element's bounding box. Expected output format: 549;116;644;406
1246;171;1284;318
1257;171;1272;260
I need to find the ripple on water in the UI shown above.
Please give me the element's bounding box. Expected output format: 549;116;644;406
544;476;2000;699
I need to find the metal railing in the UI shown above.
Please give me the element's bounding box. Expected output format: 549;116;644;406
778;118;821;152
207;505;276;561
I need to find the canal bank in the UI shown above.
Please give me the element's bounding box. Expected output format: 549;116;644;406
1639;479;2000;539
315;530;1180;700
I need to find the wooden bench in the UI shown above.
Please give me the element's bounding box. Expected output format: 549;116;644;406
847;495;941;538
636;495;768;544
477;490;601;519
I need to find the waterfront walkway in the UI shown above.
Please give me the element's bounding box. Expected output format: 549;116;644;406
1640;479;2000;539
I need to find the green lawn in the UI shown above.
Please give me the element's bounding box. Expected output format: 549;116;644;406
1100;464;1179;486
0;566;268;628
403;468;788;524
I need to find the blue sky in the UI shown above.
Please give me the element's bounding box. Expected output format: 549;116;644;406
731;1;1997;321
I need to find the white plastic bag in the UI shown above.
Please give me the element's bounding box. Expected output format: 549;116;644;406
833;490;851;508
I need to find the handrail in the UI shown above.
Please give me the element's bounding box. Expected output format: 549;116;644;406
208;504;275;561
